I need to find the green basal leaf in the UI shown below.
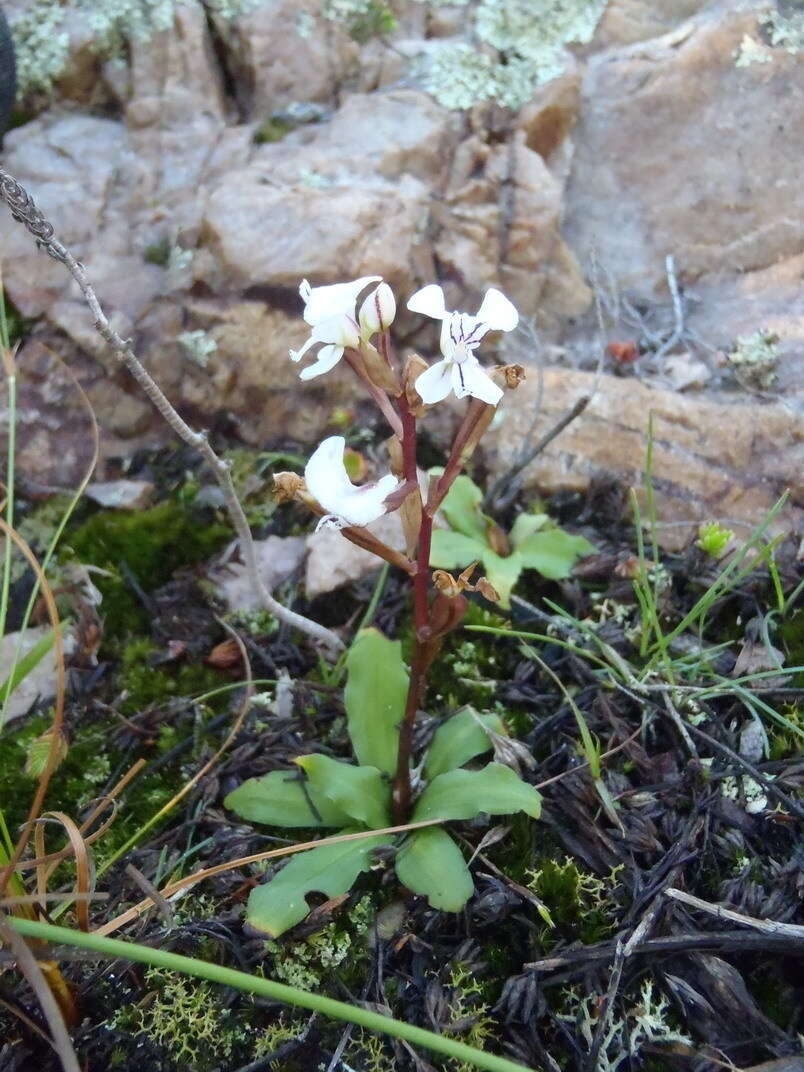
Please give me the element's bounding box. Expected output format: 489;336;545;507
344;628;408;775
435;473;488;542
296;753;391;830
429;529;486;571
424;706;506;779
224;770;351;829
515;528;595;580
481;548;523;608
395;827;474;912
509;512;549;548
245;832;390;937
413;762;542;822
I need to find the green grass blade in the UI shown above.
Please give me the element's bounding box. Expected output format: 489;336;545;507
0;628;55;711
8;918;535;1072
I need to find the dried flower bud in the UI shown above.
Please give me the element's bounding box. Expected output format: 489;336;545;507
474;577;500;603
403;353;430;415
359;339;401;394
485;519;510;557
490;363;526;390
359;282;396;336
273;471;306;503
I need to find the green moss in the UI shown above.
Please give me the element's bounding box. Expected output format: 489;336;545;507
253;116;293;144
322;0;396;42
143;236;172;266
66;500;230;642
527;856;623;947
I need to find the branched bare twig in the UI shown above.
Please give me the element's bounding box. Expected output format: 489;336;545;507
0;166;343;653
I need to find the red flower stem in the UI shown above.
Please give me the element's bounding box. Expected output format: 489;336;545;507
391;394;439;821
392;633;439;823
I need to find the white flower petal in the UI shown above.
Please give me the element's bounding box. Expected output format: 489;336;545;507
453;356;503;405
476;288;519;333
415;358;455;404
337;473;399;527
298;344;344;380
302;276;381;326
305;436;354;507
407;283;448;321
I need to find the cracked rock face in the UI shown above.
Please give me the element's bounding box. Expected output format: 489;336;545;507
0;0;802;542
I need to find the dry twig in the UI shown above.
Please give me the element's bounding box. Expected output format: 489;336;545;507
0;165;343;653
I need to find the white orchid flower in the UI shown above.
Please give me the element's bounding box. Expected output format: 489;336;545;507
289;276;395;380
305;435;400;529
406;284;519;406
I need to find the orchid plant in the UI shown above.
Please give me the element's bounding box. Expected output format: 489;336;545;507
225;276;570;937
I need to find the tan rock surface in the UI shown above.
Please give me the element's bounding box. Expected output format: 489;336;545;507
485;368;803;550
563;10;804;292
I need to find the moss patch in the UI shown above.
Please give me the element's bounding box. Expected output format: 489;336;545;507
66;500;230;642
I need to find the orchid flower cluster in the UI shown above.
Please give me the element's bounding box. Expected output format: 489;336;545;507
287;275;520;530
276;273;524;822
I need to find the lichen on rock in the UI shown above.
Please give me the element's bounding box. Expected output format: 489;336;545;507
425;0;607;111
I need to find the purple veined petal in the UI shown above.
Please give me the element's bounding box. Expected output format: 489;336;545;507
453;312;490;348
298;344;344;380
301;276;382;326
452;355;503;405
414;358;455;404
476;287;519;332
407;283;448;321
304;436;355;508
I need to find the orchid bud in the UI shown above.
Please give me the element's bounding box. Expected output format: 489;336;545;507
359;282;396;337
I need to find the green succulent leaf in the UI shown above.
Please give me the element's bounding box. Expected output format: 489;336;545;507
481;547;523;608
424;706;506;779
245;832;390;937
429;528;486;571
296;754;391;830
395;827;474;912
435;473;488;542
413;762;542;822
224;770;350;829
344;628;408;775
514;527;594;580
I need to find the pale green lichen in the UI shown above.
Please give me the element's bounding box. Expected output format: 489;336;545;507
11;0;264;101
426;0;606;110
728;328;780;389
559;979;692;1072
112;967;244;1068
764;9;804;53
177;329;218;368
735;33;773;67
264;896;373;991
9;3;70;97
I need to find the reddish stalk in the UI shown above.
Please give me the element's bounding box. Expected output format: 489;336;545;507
392;395;438;821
